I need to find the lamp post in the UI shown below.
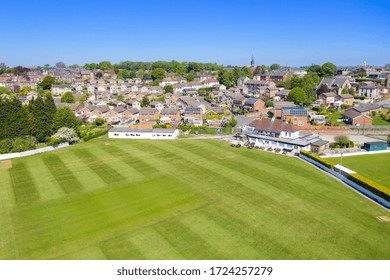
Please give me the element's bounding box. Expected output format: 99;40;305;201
339;151;343;175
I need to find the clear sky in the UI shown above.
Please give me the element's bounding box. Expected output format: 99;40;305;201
1;0;389;67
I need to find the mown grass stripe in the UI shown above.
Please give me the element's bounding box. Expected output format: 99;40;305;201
100;237;146;260
42;154;83;194
179;210;259;259
72;149;125;184
0;169;15;211
8;162;40;205
154;218;224;260
125;228;184;259
100;144;159;176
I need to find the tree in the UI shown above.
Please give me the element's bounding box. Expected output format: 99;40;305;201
164;84;173;93
20;86;30;96
0;98;30;141
61;91;75;103
0;87;12;95
287;87;306;105
28;96;50;141
55;62;66;68
218;70;235;88
98;61;112;70
94;118;105;126
52;107;81;133
151;68;165;81
11;137;37;152
290;74;302;88
141;96;150;107
320;62;337;77
241;67;253;79
51;127;79;143
186;73;195;82
39;76;55;90
265;100;274;108
229;115;237;127
253;65;266;75
270;64;281;70
95;70;103;79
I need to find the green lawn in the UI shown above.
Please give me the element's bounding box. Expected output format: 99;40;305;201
328;153;390;188
0;138;389;260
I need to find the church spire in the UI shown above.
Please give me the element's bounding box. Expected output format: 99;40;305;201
251;54;255;67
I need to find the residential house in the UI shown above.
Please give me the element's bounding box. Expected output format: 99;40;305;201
358;86;378;100
260;70;291;83
183;107;203;126
51;84;73;96
343;108;373;126
160;108;181;125
281;107;309;127
139;108;159;123
317;76;351;95
273;101;296;118
149;101;164;112
243;98;265;112
318;92;336;106
335;94;354;106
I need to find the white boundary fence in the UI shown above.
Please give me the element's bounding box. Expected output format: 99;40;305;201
0;142;69;161
299;154;390;210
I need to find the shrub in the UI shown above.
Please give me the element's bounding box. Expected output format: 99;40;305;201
11;137;36;152
348;173;390;202
82;128;109;142
51;127;80;144
300;150;334;169
94;118;105;126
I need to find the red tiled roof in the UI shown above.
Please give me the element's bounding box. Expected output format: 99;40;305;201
248;118;298;133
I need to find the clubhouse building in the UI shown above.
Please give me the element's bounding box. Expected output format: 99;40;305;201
108;127;179;139
243;118;328;153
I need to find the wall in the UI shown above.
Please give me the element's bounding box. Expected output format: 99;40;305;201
0;143;69;161
299;154;390;209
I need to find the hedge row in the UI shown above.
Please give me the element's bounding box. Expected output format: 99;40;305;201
348;173;390;202
82;128;110;142
300;150;334;169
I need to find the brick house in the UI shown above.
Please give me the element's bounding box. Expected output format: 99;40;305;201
160;108;181;124
343;109;373;126
139;108;159;123
282;107;309;127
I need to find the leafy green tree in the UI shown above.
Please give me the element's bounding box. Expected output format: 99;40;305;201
141;96;150;107
290;74;302;88
45;94;57;125
20;86;30;96
265;100;274;107
230;115;237;127
0;87;12;95
0;138;13;153
186;73;195;82
61;91;75;103
307;64;321;74
151;68;165;81
270;64;281;70
187;62;201;73
301;72;320;98
164;84;173;93
129;71;136;79
320;62;337;77
94;118;105;126
241;67;253;79
218;70;235;88
98;61;112;70
52;107;81;133
287;87;306;105
39;76;55;90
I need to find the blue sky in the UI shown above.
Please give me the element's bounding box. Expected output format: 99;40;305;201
1;0;389;67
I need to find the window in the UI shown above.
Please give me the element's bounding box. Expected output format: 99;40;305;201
131;134;135;136
298;121;304;126
114;133;119;136
168;135;172;137
125;134;129;136
136;134;140;136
